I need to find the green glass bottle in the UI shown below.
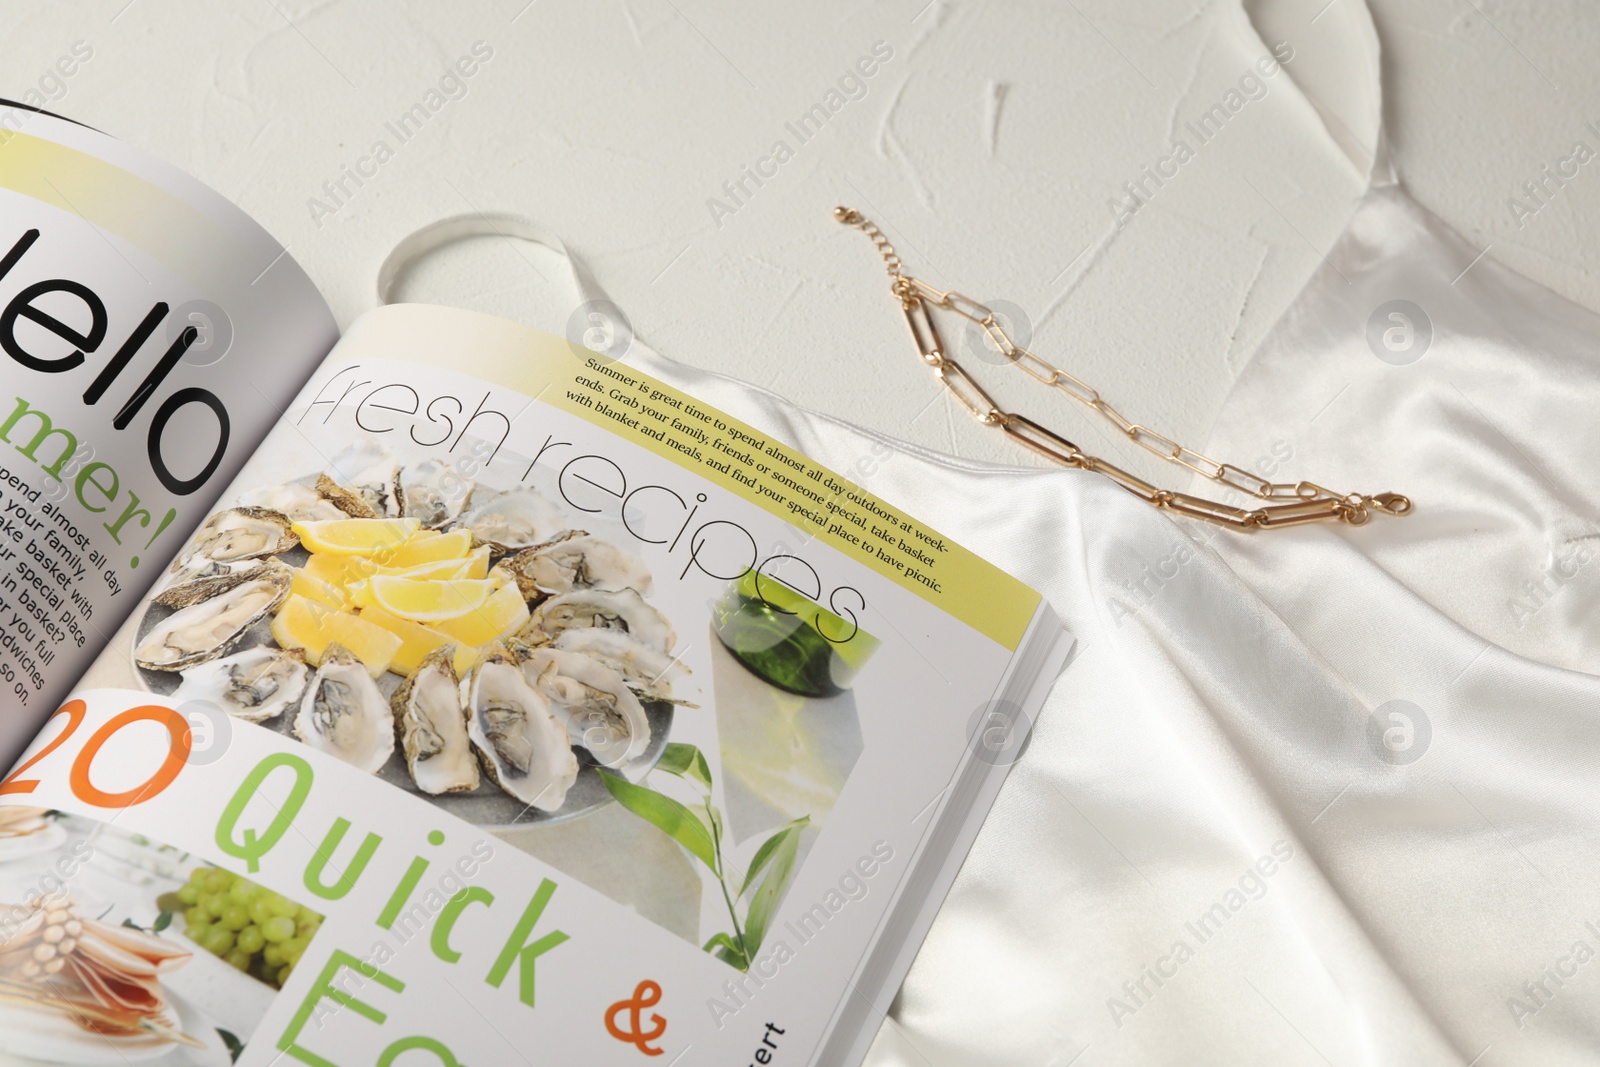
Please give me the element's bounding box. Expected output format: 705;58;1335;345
711;571;880;697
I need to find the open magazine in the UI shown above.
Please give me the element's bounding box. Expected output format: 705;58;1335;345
0;108;1071;1066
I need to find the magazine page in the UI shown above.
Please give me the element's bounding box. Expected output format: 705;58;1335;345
0;108;337;762
0;303;1055;1065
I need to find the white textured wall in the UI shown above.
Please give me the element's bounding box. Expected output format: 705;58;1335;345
7;1;1596;487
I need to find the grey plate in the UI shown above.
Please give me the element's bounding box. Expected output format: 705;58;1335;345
133;547;672;828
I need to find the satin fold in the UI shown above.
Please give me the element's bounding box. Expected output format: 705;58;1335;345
615;117;1600;1067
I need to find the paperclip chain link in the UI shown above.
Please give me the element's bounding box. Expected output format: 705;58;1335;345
834;207;1412;530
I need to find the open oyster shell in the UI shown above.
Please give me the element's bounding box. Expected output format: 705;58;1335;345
520;587;675;654
325;439;404;517
315;473;378;519
518;646;650;769
458;487;566;555
295;642;396;774
135;562;292;671
402;458;473;530
172;646;308;723
467;645;577;812
169;506;297;579
495;530;654;599
391;645;479;795
235;481;349;522
546;626;691;704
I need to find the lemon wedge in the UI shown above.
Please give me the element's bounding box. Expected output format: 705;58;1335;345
293;518;420;557
302;552;379;592
457;545;492;580
367;577;496;623
379;556;472;581
290;568;347;610
360;606;480;677
431;583;529;646
271;595;402;676
374;528;473;568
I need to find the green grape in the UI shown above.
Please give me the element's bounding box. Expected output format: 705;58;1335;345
248;898;275;927
200;926;235;955
236;925;265;954
176;869;317;986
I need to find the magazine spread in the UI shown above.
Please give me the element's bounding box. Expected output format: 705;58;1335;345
0;109;337;757
0;113;1070;1066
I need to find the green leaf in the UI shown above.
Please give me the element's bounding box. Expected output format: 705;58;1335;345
743;819;807;958
217;1028;244;1063
703;930;748;969
656;743;713;791
712;943;748;970
152;910;172;933
739;817;810;899
599;770;718;872
703;931;739;954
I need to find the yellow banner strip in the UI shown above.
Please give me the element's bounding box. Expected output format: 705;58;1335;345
339;305;1040;650
0;128;226;281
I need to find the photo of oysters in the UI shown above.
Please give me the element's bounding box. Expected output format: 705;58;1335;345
132;438;691;826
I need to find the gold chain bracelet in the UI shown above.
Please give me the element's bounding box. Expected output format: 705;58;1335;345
834;207;1411;531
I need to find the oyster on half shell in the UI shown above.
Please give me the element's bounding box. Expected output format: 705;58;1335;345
135;562;292;671
495;530;653;599
518;646;650;769
391;645;479;795
459;488;565;555
235;482;349;522
169;507;297;579
172;647;308;723
402;458;473;530
467;645;577;812
520;588;675;654
295;643;395;774
325;439;404;517
315;473;378;519
546;627;690;704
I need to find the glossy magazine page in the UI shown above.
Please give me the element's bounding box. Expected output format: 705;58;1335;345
0;108;337;762
0;304;1058;1065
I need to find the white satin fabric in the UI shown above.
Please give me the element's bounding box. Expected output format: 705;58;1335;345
382;1;1600;1060
621;23;1600;1067
628;183;1600;1066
